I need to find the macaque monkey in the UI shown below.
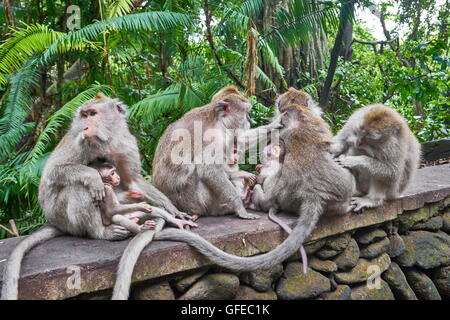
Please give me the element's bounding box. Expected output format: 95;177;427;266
250;141;308;274
152;85;281;220
151;104;355;272
275;87;323;117
93;163;156;234
1;93;189;300
226;143;257;208
330;104;421;212
92;160;198;232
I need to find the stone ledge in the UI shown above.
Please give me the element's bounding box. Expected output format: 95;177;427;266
0;164;449;299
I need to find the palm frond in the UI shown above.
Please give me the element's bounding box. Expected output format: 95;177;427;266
41;11;193;65
0;24;65;84
106;0;135;18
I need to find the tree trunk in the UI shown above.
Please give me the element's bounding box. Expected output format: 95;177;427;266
319;0;354;110
3;0;16;28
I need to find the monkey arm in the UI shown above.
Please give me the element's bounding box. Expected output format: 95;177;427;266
134;176;191;219
339;155;400;181
200;165;259;219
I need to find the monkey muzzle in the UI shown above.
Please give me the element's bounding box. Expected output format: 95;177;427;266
83;126;98;141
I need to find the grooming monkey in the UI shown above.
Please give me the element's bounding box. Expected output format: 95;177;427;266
275;87;323;117
1;93;190;300
152;85;281;220
149;104;355;272
330;104;421;212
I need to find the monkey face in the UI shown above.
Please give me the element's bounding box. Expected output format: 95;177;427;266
76;95;128;144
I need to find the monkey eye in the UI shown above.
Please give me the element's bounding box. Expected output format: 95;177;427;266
80;112;88;118
89;110;97;116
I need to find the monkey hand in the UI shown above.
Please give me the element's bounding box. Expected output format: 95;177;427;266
141;220;157;231
268;113;284;130
255;164;263;173
173;219;198;230
243;173;257;186
335;155;362;169
85;176;106;202
237;209;260;220
171;209;193;221
126;190;144;199
136;202;153;214
329;142;344;156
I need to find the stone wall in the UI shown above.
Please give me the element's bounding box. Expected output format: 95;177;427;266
0;164;449;300
75;198;450;300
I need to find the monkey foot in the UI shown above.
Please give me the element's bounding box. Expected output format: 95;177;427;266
107;225;131;240
350;197;370;213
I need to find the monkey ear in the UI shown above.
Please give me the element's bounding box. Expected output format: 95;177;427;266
215;100;230;116
116;102;128;117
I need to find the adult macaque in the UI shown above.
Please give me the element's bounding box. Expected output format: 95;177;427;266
151;103;355;271
331;104;421;212
152;85;280;220
1;93;189;300
275;87;323;117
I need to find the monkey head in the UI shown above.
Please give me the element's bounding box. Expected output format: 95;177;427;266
74;92;128;144
98;165;121;187
356;104;404;151
276;88;322;117
211;86;251;131
262;141;285;163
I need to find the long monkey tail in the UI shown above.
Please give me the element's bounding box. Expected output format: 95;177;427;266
1;224;62;300
154;200;323;272
112;218;165;300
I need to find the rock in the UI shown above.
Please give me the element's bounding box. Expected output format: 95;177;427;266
350;279;395;300
355;228;387;245
133;282;175;300
234;285;277;300
316;248;340;259
359;237;391;259
387;233;406;258
421;138;450;161
431;266;450;299
174;269;209;293
333;238;359;271
381;262;417;300
309;256;338;273
276;262;330;300
397;206;439;233
178;274;239;300
319;285;351;300
411;216;443;231
304;238;327;254
334;253;391;284
395;230;450;269
442;212;450;233
403;268;442;300
325;233;351;251
240;264;283;292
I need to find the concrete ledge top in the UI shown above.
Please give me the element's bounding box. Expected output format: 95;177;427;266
0;164;449;299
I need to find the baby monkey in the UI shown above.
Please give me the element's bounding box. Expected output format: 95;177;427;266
95;163;197;232
96;164;156;234
227;143;257;208
250;142;308;274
